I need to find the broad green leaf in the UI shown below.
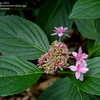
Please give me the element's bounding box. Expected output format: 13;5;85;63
89;33;100;56
72;57;100;95
70;0;100;19
75;20;99;40
88;44;100;57
38;77;98;100
0;15;49;60
0;56;42;96
38;0;75;42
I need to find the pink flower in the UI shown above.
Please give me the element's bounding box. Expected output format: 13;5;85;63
72;47;88;61
69;60;89;81
51;26;68;37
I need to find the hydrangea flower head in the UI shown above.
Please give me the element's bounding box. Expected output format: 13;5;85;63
69;60;89;81
72;47;88;61
51;26;68;37
38;41;69;73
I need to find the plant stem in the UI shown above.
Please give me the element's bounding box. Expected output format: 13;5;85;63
59;37;62;41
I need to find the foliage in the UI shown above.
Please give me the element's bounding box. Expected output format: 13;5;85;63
0;0;100;99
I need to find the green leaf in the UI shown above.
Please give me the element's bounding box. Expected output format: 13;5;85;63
75;19;100;40
89;32;100;56
0;56;42;96
0;15;49;60
88;44;100;57
73;57;100;95
70;0;100;19
38;0;75;42
75;20;99;40
38;77;98;100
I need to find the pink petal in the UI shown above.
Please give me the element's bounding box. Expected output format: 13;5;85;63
69;65;77;71
72;52;77;58
60;26;63;30
82;53;88;59
82;60;87;67
75;72;81;79
78;47;82;54
80;67;89;73
76;60;87;68
79;74;84;81
58;33;64;37
64;27;68;31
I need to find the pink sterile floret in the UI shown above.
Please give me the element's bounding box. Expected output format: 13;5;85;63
72;47;88;61
51;26;68;37
69;60;89;81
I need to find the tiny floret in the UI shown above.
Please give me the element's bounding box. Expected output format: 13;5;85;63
72;47;88;61
51;26;68;37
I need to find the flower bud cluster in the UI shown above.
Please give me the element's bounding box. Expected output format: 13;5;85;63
38;41;69;73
